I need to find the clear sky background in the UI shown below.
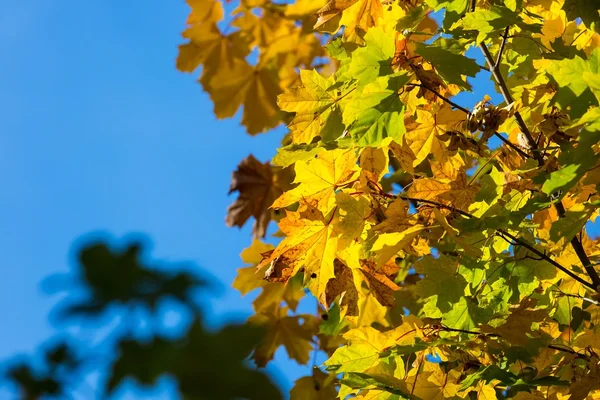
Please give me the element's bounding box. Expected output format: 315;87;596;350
0;1;597;399
0;0;307;398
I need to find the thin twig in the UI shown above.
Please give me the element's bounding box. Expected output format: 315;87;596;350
440;324;499;337
480;43;541;159
495;27;510;69
553;291;600;306
507;34;551;53
495;230;596;290
395;194;597;291
406;83;470;114
570;29;587;46
478;30;600;290
548;344;590;360
493;132;532;159
432;324;590;360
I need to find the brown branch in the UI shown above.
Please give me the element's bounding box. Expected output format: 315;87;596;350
495;230;596;291
493;132;532;160
495;27;510;69
406;83;470;114
569;29;587;46
433;324;589;360
480;43;541;161
396;194;596;291
478;33;600;290
548;344;590;360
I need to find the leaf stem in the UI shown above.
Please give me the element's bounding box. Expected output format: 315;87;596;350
406;83;470;114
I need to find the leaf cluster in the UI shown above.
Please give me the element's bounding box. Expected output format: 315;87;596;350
187;0;600;398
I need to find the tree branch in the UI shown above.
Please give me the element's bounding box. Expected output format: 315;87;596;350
431;325;590;360
406;83;470;114
396;194;597;291
493;132;532;160
495;26;510;69
478;35;600;290
548;344;590;360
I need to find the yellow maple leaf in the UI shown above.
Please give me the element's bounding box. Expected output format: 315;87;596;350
233;239;303;312
359;146;389;185
177;23;226;73
407;170;478;212
333;192;373;244
325;323;420;372
232;10;294;49
405;106;466;167
371;225;426;266
185;0;223;26
406;362;462;400
272;148;359;212
285;0;328;19
374;198;417;233
201;59;283;134
278;69;350;144
314;0;383;43
258;209;339;301
249;305;319;367
290;369;337;400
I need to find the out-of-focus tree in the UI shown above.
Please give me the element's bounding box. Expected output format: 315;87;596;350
3;236;283;400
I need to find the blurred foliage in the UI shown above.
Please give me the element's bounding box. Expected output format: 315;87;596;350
2;236;282;399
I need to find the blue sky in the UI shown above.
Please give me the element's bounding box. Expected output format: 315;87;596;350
0;0;309;397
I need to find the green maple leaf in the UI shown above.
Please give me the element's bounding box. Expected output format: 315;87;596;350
442;297;491;331
549;207;596;243
547;48;600;107
456;5;540;43
459;6;520;42
564;0;600;33
415;42;480;90
348;26;396;88
343;73;410;147
415;255;467;315
540;129;599;197
425;0;469;29
278;69;353;144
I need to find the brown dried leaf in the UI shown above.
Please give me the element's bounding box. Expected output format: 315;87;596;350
226;155;290;238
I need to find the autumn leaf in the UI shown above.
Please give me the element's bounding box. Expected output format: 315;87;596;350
414;42;480;90
290;369;337;400
343;73;410;146
249;305;319;367
404;106;466;167
226;155;291;238
272;148;359;212
314;0;383;43
278;69;351;144
408;171;478;212
201;61;283;135
176;1;600;399
258;208;340;302
233;239;304;312
325;325;415;373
